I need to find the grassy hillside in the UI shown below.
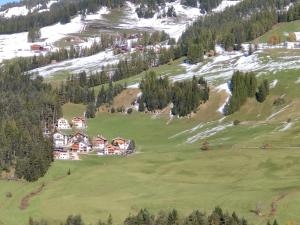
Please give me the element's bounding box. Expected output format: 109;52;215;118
256;20;300;43
1;69;300;225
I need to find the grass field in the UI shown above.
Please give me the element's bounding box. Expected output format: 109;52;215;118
256;20;300;43
1;70;300;225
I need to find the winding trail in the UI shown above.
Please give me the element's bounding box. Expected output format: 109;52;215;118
20;184;45;210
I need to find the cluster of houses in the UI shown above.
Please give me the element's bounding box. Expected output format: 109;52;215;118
52;117;134;160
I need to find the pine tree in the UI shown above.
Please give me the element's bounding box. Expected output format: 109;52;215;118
107;214;113;225
256;83;267;103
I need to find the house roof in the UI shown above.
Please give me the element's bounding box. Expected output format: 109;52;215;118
71;131;88;138
112;137;126;145
93;135;107;141
112;137;126;141
72;117;86;122
53;131;69;136
107;144;121;151
71;143;79;149
58;117;69;121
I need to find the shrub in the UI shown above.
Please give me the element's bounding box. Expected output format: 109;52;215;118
261;143;271;149
127;108;133;114
201;141;210;151
268;35;281;45
111;107;115;113
117;106;125;113
6;192;12;198
233;120;240;126
273;97;285;106
288;32;297;42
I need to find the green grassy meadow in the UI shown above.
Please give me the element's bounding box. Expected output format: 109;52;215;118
256;20;300;43
1;69;300;225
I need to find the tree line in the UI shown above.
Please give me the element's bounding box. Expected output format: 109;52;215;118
179;0;300;64
28;207;280;225
138;71;209;117
0;61;61;182
224;71;269;115
112;45;182;82
57;71;125;118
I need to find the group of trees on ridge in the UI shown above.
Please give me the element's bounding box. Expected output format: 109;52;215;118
28;207;280;225
57;71;125;118
179;0;300;64
224;71;270;115
138;71;209;117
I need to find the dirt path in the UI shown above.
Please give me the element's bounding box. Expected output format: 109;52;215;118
255;189;300;225
19;184;45;210
19;174;68;210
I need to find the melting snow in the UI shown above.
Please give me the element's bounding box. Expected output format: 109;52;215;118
169;122;204;139
85;7;110;20
29;50;119;76
270;79;278;88
266;104;291;121
186;123;233;143
0;9;113;62
171;49;300;84
127;83;140;89
116;1;203;41
216;82;231;114
0;5;29;18
279;122;293;131
212;0;241;12
294;32;300;41
295;77;300;84
0;0;59;17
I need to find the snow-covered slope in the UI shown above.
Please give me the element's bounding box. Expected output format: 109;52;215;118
171;47;300;84
0;8;110;62
0;16;83;62
0;5;29;18
0;0;59;18
116;0;242;40
29;50;120;76
116;1;202;41
0;0;243;62
212;0;241;12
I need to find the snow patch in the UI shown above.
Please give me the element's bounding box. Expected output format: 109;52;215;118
266;104;291;121
279;122;293;131
294;32;300;41
116;0;203;40
212;0;241;12
270;79;278;88
0;15;84;62
127;83;140;89
186;123;233;143
169;122;204;139
85;7;110;20
216;82;231;114
0;5;29;18
29;50;119;76
295;77;300;84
